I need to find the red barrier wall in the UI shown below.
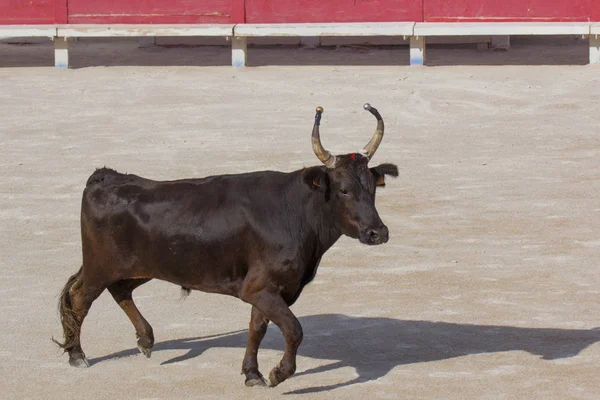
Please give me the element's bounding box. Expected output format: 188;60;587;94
66;0;242;24
0;0;66;24
244;0;422;23
423;0;591;22
2;0;600;25
592;0;600;20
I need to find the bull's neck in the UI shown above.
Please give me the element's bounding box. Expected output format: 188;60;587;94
289;170;342;254
311;199;342;253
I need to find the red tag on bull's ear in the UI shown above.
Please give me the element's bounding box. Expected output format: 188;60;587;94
350;154;356;159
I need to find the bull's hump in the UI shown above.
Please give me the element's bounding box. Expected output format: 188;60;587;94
85;167;147;188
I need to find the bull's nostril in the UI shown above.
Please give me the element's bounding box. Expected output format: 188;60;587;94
368;230;379;239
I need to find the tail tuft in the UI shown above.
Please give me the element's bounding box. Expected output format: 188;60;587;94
53;266;83;352
180;286;191;300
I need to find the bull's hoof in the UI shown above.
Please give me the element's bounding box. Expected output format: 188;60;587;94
245;376;268;388
136;335;153;358
268;367;286;388
137;344;152;358
69;354;90;368
244;370;267;387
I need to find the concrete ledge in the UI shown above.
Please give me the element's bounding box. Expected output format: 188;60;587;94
234;22;415;37
2;21;595;68
414;22;591;36
0;25;57;39
57;24;234;38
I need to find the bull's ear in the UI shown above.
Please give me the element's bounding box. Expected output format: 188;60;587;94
370;163;399;187
303;168;330;198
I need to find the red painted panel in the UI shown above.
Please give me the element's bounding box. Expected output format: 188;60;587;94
424;0;591;22
591;0;600;20
54;0;67;24
245;0;423;23
67;0;238;24
0;0;58;24
230;0;245;23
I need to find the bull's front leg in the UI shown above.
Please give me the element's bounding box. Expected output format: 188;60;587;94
241;288;303;387
242;306;269;387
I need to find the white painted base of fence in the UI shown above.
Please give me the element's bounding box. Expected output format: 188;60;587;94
409;36;425;66
590;36;600;64
54;37;69;68
232;36;247;67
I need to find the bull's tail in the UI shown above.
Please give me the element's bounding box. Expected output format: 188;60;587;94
52;266;83;352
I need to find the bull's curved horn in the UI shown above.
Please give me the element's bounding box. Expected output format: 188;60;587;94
312;106;336;168
361;103;384;160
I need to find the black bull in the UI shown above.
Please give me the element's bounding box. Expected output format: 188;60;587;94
54;104;399;388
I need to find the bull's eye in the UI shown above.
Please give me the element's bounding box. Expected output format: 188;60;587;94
340;189;349;196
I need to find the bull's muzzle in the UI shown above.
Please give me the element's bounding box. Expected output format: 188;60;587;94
360;224;389;245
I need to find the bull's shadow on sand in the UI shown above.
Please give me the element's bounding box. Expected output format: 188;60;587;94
91;314;600;394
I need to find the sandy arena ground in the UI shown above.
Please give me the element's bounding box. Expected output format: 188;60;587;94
1;39;599;399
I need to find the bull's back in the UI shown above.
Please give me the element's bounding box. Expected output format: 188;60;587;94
82;167;292;226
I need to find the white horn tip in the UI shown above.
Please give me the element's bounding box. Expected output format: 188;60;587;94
363;103;371;110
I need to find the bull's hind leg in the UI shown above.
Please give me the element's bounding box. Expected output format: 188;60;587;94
107;279;154;357
242;306;270;387
54;267;107;368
